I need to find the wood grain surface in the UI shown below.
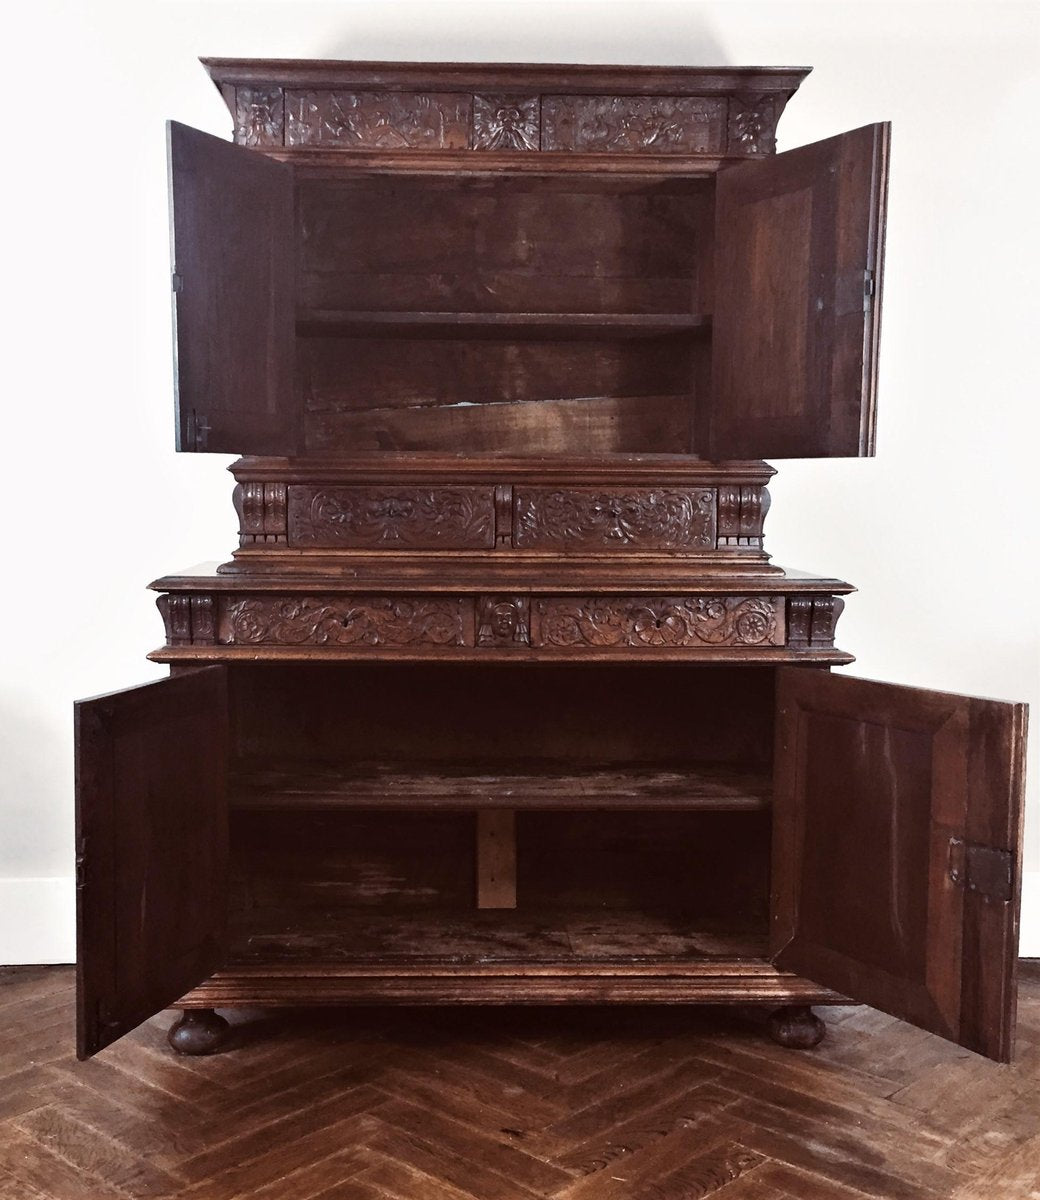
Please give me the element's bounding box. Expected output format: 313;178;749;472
4;964;1040;1198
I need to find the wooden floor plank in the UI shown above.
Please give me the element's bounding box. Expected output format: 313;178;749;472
1;968;1040;1198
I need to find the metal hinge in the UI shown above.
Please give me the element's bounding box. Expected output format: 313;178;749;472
864;269;876;306
187;409;211;452
948;838;1014;903
171;272;183;293
75;837;87;891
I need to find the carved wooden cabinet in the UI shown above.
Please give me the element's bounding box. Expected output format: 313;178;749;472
75;59;1028;1064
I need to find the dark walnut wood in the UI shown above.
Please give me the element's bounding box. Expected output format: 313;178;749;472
768;1005;826;1049
72;57;1029;1072
771;668;1028;1062
75;667;228;1059
167;1008;231;1055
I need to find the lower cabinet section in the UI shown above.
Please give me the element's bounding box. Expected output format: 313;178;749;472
75;661;1027;1062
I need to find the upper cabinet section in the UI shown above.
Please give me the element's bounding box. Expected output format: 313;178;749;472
201;59;812;162
169;59;888;460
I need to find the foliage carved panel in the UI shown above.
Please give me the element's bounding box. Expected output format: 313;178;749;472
287;486;496;549
534;596;784;649
285;91;472;148
513;488;716;550
220;597;470;647
234;87;284;147
472;95;540;150
541;95;726;153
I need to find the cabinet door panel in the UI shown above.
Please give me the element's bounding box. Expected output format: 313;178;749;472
75;667;228;1058
711;123;889;459
168;121;296;453
772;668;1027;1061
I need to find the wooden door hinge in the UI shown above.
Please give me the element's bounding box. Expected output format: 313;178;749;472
948;838;1013;903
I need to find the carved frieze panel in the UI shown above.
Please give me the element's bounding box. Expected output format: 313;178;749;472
220;596;470;647
285;91;472;148
473;94;540;150
541;95;726;153
534;596;784;649
513;488;716;551
287;486;496;549
234;86;284;147
726;95;780;155
477;596;531;646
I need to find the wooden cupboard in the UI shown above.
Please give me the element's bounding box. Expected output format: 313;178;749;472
75;59;1027;1064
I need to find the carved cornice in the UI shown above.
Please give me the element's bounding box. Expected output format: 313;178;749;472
203;60;808;159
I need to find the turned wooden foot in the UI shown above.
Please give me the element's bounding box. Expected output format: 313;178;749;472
168;1009;231;1056
768;1005;826;1049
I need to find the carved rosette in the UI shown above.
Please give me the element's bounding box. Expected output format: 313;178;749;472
541;95;726;153
285;91;472;148
535;596;783;649
513;488;716;550
287;486;495;549
222;597;467;647
473;94;540;150
234;87;284;147
477;596;531;646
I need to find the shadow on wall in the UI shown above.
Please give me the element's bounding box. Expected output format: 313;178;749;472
316;3;733;66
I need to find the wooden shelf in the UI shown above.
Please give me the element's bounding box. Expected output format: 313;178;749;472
226;906;768;965
296;310;712;340
231;759;771;812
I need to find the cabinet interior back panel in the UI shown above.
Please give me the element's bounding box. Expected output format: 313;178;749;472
296;175;714;313
300;335;696;454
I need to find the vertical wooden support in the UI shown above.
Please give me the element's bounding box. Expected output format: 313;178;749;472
476;811;517;909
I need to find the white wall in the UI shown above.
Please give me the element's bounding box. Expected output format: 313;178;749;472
2;0;1037;962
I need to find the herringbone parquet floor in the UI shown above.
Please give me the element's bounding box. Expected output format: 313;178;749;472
2;966;1040;1199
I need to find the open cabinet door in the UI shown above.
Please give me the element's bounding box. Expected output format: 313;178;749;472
772;668;1027;1061
75;667;229;1058
168;121;296;453
709;123;889;459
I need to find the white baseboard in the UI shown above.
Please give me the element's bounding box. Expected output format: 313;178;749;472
1;872;1039;967
0;877;75;965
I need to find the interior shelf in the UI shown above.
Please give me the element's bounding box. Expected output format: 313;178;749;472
231;760;771;812
226;906;768;965
296;309;712;340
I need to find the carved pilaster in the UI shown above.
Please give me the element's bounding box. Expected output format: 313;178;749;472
234;483;288;546
786;597;813;649
717;485;770;550
809;597;845;648
157;594;217;646
477;596;531;647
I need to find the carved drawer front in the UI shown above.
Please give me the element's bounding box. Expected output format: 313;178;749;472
512;488;716;551
287;486;497;549
219;596;472;648
533;596;785;649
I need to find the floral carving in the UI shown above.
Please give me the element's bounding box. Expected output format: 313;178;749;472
477;596;531;647
536;596;783;649
513;488;715;550
285;90;471;149
542;95;725;153
473;94;540;151
727;96;779;155
223;597;467;647
234;87;284;147
288;487;495;549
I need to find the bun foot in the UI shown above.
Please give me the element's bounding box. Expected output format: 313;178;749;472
768;1005;826;1049
168;1009;231;1056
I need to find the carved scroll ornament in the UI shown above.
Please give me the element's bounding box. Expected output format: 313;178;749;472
536;596;783;648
